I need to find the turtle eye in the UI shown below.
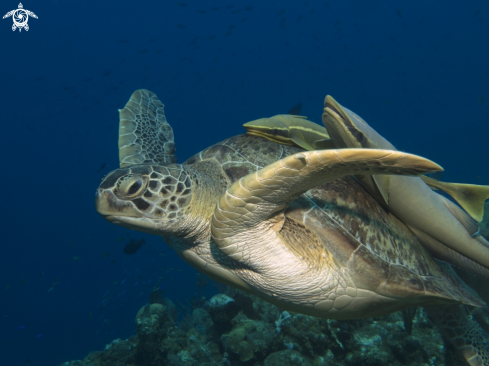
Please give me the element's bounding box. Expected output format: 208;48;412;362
119;175;147;198
128;180;142;195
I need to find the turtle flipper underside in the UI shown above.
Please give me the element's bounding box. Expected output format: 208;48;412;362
211;148;442;262
118;89;177;167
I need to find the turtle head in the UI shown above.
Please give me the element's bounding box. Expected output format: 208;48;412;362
96;163;195;236
96;89;202;236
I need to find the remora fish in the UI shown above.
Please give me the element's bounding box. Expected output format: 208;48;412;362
243;114;334;151
321;95;489;278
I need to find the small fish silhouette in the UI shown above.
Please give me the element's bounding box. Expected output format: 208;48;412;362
96;163;106;173
288;102;302;115
123;238;146;255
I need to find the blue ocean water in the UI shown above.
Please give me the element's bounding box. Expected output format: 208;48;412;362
0;0;488;365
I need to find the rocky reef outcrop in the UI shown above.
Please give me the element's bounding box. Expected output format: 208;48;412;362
59;288;485;366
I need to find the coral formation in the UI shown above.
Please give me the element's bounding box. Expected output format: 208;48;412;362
59;290;485;366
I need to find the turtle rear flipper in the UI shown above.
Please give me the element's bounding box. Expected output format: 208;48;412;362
426;305;489;366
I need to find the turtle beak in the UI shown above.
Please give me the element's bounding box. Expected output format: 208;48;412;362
95;188;138;218
95;188;159;234
105;216;158;233
95;188;113;217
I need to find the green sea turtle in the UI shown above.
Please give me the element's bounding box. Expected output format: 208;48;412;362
96;90;488;365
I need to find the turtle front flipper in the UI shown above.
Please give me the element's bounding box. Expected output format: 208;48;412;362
118;89;177;167
426;305;489;366
211;148;442;264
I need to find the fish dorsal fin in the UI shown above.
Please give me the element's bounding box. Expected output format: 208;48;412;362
288;102;302;115
440;196;480;236
118;89;177;167
372;175;391;205
313;139;337;150
421;176;489;222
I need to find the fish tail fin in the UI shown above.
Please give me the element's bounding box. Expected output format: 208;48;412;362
426;305;489;366
421;176;489;222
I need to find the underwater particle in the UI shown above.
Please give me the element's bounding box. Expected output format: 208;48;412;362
123;238;146;255
48;279;60;292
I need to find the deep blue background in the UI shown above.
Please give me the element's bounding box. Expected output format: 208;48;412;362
0;0;488;365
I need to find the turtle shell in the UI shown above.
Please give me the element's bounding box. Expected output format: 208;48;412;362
183;134;483;316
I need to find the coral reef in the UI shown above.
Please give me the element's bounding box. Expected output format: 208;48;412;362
58;290;484;366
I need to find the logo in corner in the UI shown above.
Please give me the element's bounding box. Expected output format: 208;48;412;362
3;3;37;32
